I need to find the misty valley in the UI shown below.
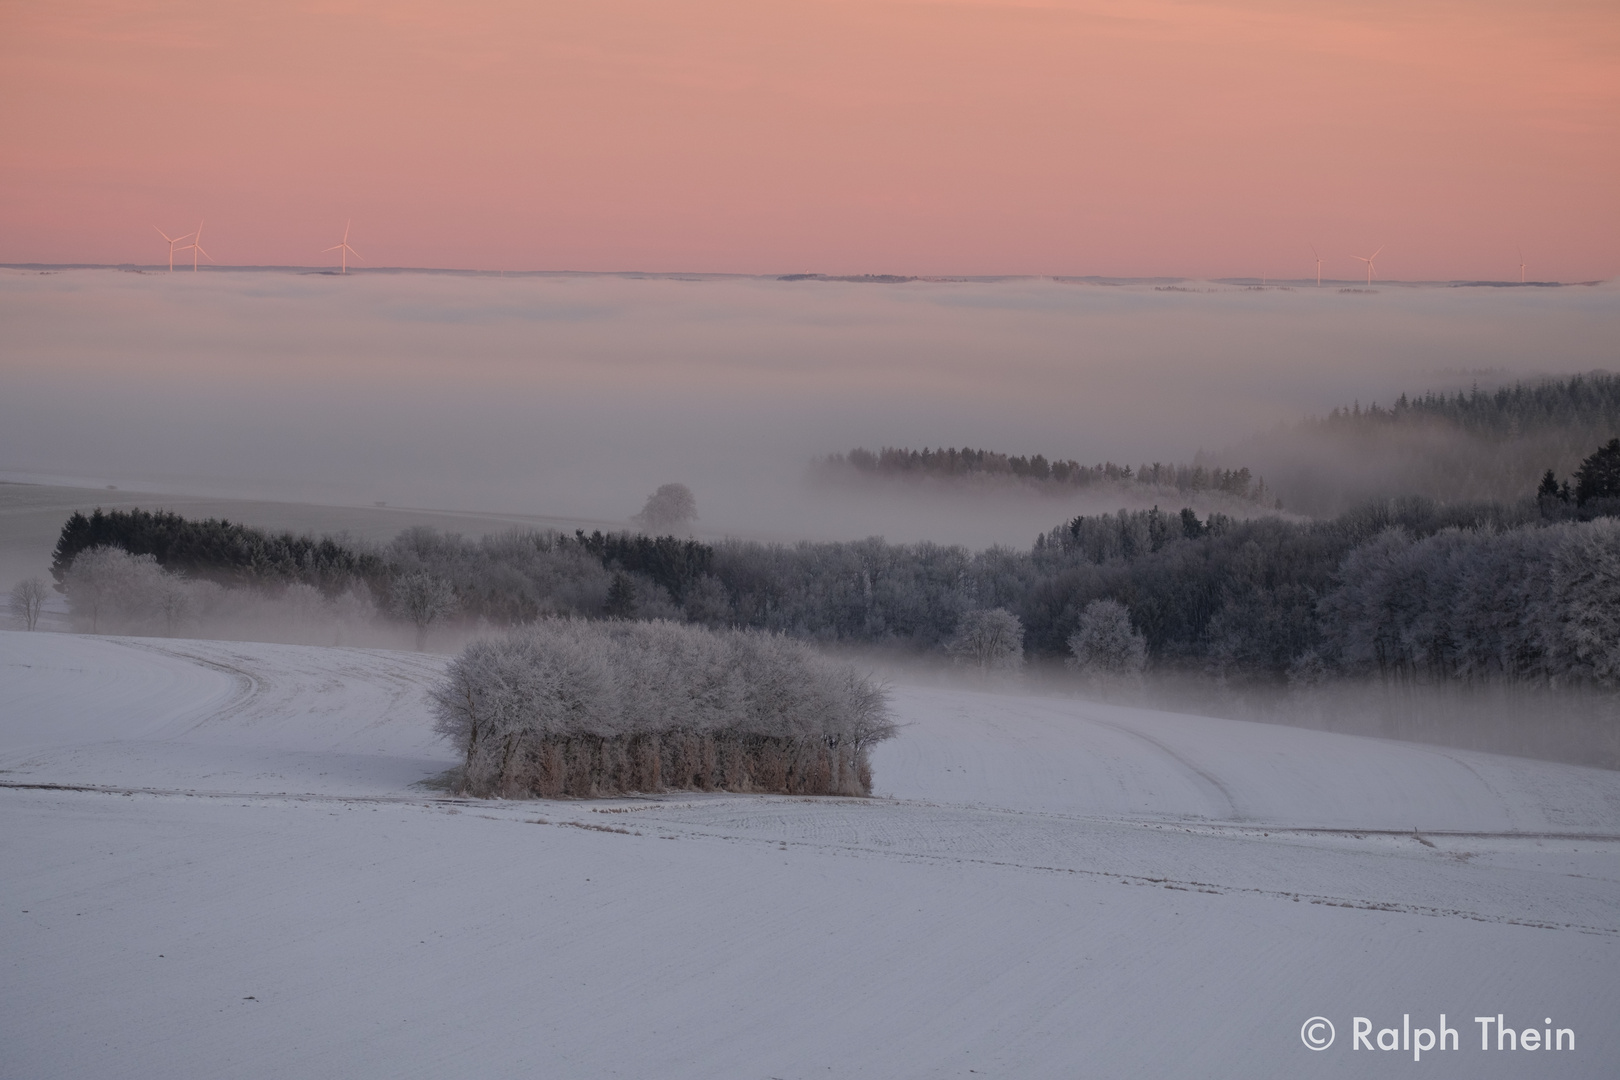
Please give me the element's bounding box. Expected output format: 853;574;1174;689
7;0;1619;1070
4;277;1619;1080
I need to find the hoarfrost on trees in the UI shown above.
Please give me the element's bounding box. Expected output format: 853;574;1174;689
1066;599;1147;687
389;571;459;650
945;608;1025;672
8;577;48;631
429;619;896;798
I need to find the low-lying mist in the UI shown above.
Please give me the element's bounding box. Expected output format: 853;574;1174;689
4;269;1616;545
865;656;1620;773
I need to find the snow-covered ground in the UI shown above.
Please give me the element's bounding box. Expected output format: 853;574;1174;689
3;630;1617;1078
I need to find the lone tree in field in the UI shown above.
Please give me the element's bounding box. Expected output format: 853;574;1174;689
633;483;697;534
946;607;1025;671
390;572;458;650
1066;599;1147;687
8;578;48;630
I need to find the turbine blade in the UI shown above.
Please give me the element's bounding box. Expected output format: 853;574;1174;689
323;244;344;252
1371;245;1384;259
347;246;363;261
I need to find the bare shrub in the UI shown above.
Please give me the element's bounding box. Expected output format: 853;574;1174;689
429;619;895;798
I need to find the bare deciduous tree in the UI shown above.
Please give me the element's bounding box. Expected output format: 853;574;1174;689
155;577;193;637
8;577;49;630
945;607;1025;672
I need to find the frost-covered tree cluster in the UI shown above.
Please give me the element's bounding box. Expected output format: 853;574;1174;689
58;545;379;642
1320;519;1620;687
64;547;191;635
430;619;895;798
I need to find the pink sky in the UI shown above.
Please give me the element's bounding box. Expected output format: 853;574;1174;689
3;0;1617;279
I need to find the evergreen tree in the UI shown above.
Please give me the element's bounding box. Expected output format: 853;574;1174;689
1537;469;1563;501
1574;438;1620;505
605;572;637;619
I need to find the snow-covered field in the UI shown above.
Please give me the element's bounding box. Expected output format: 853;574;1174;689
3;630;1617;1078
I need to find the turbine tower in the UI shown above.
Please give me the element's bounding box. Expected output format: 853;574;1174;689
154;226;194;272
176;221;213;272
324;220;362;274
1518;248;1527;284
1351;245;1383;286
1311;245;1324;286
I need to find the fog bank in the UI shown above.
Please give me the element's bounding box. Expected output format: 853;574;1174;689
4;269;1616;544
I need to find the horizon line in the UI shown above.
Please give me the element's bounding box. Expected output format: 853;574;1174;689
0;264;1600;288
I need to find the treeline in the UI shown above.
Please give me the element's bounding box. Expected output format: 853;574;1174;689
1317;520;1620;686
820;446;1269;503
1225;371;1620;515
50;508;384;592
1316;372;1620;440
50;508;711;619
47;492;1620;690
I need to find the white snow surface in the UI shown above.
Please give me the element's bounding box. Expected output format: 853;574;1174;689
2;629;1617;1078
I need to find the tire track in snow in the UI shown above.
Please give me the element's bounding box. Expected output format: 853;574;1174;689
1077;713;1246;820
117;639;263;738
6;781;1617;936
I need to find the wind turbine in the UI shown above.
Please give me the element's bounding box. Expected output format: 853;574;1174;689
1310;245;1324;286
176;221;213;272
324;220;362;273
154;225;194;272
1351;245;1383;285
1518;247;1527;284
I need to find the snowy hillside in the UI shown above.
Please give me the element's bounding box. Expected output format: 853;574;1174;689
3;630;1617;1078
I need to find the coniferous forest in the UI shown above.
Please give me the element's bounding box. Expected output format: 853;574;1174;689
817;446;1270;504
1226;371;1620;514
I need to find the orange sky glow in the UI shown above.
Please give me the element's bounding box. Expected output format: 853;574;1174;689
3;0;1617;279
